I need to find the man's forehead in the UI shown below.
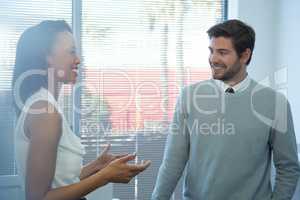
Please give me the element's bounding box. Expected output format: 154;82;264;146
209;36;234;49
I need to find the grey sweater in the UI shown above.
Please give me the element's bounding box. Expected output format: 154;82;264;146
152;79;300;200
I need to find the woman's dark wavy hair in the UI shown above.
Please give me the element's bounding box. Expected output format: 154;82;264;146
12;20;72;117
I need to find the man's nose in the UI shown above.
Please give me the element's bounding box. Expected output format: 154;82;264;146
209;53;220;64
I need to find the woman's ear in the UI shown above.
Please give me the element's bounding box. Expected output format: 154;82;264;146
240;48;251;65
46;54;54;67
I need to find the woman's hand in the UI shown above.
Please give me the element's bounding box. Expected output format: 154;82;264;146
99;153;151;184
94;144;126;171
80;144;126;180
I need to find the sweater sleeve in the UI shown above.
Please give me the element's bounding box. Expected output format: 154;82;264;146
151;88;190;200
271;94;300;200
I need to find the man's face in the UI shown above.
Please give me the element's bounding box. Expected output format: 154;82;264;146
208;36;246;82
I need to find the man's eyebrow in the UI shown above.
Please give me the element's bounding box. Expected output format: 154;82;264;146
208;47;231;52
217;48;230;52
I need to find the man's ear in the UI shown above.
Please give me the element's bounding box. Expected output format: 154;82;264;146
240;48;251;65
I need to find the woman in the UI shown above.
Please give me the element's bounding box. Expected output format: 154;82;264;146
12;20;151;200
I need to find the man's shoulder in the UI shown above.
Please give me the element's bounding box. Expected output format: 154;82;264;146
249;80;290;113
250;80;287;100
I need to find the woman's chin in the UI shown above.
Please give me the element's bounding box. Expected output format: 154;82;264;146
70;79;77;85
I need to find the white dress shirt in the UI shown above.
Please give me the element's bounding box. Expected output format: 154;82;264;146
213;75;251;93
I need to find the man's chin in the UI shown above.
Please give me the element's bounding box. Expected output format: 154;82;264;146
212;74;224;80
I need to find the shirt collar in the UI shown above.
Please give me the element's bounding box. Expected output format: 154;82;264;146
213;75;251;93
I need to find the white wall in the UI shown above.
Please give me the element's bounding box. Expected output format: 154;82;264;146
228;0;300;198
228;0;277;82
275;0;300;143
229;0;300;143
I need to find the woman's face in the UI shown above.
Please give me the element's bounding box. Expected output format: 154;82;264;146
47;31;80;84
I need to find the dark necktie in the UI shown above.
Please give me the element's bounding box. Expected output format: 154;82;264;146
225;87;235;93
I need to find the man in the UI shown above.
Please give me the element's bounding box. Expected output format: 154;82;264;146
152;19;300;200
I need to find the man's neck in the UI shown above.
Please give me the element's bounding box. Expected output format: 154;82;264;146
223;71;248;87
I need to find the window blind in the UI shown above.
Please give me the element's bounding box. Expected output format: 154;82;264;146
80;0;227;199
0;1;226;198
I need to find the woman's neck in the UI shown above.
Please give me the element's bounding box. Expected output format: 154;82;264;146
47;81;62;100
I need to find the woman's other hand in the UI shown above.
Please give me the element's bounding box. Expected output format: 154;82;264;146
98;153;151;184
94;143;127;171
